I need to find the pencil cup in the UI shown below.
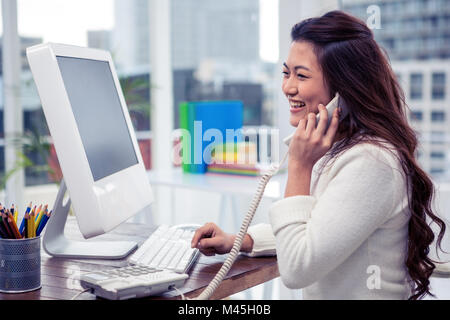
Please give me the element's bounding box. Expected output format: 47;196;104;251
0;236;41;293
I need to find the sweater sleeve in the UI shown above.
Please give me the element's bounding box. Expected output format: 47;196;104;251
269;144;404;289
243;223;277;257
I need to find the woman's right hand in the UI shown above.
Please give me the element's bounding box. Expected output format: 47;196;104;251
191;222;254;256
190;222;235;256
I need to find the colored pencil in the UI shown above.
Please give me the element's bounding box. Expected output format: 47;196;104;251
7;210;22;239
0;202;52;238
35;204;47;230
36;210;51;236
34;204;42;222
27;206;36;238
31;206;36;238
0;205;13;239
4;213;14;238
36;215;48;236
24;212;29;239
0;209;9;238
11;204;17;224
19;202;32;235
36;208;47;233
0;221;7;238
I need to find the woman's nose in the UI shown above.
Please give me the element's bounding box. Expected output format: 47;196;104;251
283;77;298;96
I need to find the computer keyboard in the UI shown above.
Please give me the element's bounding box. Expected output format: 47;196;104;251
129;224;200;273
79;224;200;300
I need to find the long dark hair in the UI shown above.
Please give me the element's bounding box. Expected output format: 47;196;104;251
291;10;446;300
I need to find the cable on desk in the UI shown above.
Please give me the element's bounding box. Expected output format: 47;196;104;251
171;285;186;300
193;151;288;300
71;288;91;300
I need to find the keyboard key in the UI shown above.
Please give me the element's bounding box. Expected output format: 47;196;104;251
175;248;196;273
150;240;175;268
181;230;193;240
163;227;177;240
159;242;183;269
172;229;184;240
140;238;167;265
167;243;189;270
151;225;169;238
130;235;158;263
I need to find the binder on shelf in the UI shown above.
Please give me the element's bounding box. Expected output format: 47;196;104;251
179;100;243;174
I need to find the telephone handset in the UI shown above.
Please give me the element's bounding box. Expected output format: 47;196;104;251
194;92;348;300
283;93;348;146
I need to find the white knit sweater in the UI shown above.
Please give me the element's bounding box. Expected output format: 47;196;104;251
246;141;412;300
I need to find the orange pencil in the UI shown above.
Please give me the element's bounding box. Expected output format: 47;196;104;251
35;204;47;229
34;204;42;221
7;210;21;239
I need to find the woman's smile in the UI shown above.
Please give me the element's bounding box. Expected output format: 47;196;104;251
288;98;306;113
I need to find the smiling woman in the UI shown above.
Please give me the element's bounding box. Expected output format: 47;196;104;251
191;10;447;300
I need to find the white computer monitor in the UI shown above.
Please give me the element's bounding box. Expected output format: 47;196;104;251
26;43;154;258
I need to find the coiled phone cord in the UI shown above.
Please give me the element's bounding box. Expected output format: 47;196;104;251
194;151;289;300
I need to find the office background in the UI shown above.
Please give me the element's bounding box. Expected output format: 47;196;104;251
0;0;449;299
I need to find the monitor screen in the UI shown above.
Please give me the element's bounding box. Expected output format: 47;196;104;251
56;56;138;181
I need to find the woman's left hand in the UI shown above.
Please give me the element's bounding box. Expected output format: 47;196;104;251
288;104;340;170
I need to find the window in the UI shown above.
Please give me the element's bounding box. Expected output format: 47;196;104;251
170;0;275;128
431;151;445;159
11;0;279;185
384;38;395;50
410;73;423;99
410;110;423;121
341;0;450;181
432;72;446;99
431;110;445;122
6;0;450;187
431;168;445;175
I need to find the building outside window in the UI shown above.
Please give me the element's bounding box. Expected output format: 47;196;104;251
431;151;446;159
2;0;450;188
431;110;445;122
343;0;450;180
432;72;446;100
431;167;445;174
410;73;423;100
1;0;279;187
411;110;423;121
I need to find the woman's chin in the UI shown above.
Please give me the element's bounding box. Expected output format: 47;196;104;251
289;116;301;127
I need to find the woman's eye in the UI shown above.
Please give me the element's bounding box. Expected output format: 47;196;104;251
282;71;289;77
297;73;308;79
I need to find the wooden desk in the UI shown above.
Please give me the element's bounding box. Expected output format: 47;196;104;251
0;218;279;300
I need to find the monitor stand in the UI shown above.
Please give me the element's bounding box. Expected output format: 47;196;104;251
42;179;138;259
